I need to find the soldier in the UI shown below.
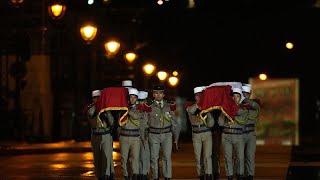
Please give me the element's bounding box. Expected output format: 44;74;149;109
218;87;247;180
241;84;260;180
84;90;115;180
186;86;215;180
138;90;151;180
119;87;142;180
144;84;180;180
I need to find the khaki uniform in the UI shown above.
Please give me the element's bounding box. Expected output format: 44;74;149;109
218;107;248;179
242;99;260;180
187;104;215;179
144;100;180;179
119;104;142;179
86;103;115;180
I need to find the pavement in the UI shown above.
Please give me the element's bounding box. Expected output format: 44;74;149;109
2;138;320;163
0;139;95;156
0;139;194;156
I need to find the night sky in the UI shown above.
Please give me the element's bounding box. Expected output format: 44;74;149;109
123;1;320;99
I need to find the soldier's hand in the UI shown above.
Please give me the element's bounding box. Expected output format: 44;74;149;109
174;141;179;150
143;140;148;149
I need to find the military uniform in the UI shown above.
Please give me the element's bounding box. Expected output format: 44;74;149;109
187;103;215;180
144;84;180;180
85;90;115;180
218;87;247;180
186;86;214;180
241;84;260;180
119;88;142;180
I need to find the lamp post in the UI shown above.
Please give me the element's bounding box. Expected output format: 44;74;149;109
124;52;137;79
142;63;156;90
168;76;179;99
80;23;98;95
47;1;68;140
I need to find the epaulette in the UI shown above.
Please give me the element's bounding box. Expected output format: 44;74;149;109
145;100;154;107
165;100;176;111
137;101;152;112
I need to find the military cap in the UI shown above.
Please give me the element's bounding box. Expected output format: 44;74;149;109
153;84;165;91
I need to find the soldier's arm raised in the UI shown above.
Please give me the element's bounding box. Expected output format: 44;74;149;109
105;111;114;126
206;112;215;128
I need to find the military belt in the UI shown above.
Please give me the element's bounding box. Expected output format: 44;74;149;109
223;127;243;134
192;124;211;134
192;129;211;134
244;124;255;133
120;127;140;137
91;130;110;135
192;124;206;127
149;126;172;134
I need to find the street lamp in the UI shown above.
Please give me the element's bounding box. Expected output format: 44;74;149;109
168;76;179;87
157;71;168;81
104;40;120;56
80;24;98;44
259;73;268;81
172;71;178;76
124;52;137;64
143;63;156;76
48;1;66;20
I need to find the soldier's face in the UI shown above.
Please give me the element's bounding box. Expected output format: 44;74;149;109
243;92;251;99
129;95;138;105
195;93;201;103
93;96;99;103
233;93;241;105
153;91;165;101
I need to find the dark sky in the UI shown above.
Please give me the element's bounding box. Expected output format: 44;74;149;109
124;1;320;99
1;0;319;99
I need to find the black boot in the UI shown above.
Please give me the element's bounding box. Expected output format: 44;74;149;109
141;174;148;180
132;174;138;180
124;176;129;180
164;178;170;180
246;175;253;180
205;174;213;180
227;176;233;180
199;175;205;180
213;173;220;180
236;174;243;180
